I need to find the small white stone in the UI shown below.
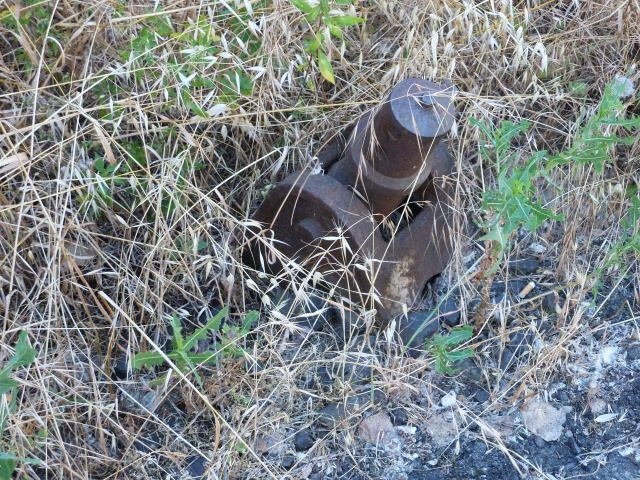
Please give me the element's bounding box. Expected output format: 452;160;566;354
599;346;618;366
441;391;457;407
529;243;547;254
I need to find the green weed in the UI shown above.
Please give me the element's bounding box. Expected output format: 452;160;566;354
134;308;258;386
0;333;39;479
425;326;475;375
473;119;561;269
291;0;363;84
476;78;640;274
596;185;640;286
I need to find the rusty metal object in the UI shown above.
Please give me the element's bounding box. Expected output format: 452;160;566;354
245;78;457;325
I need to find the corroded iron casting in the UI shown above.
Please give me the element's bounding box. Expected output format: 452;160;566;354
246;78;457;325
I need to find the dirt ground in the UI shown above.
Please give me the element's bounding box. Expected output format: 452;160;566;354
0;1;639;479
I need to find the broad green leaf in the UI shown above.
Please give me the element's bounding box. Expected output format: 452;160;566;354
180;89;208;118
0;455;15;480
434;356;456;375
0;452;41;464
330;15;363;27
170;316;184;351
445;347;475;362
0;378;18;396
304;35;321;53
439;325;473;347
185;351;219;365
0;332;36;394
242;310;259;331
317;51;334;84
328;24;343;39
1;332;36;373
290;0;314;14
132;351;166;370
184;307;228;352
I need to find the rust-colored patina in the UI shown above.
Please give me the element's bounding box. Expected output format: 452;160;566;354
245;78;457;325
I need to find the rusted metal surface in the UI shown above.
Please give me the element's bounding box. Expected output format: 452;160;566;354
245;78;457;325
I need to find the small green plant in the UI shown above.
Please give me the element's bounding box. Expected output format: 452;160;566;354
596;187;640;285
475;77;640;274
473;119;561;268
291;0;363;84
77;136;204;219
547;79;640;172
425;326;475;375
78;4;264;220
0;0;61;76
134;308;258;385
0;332;39;479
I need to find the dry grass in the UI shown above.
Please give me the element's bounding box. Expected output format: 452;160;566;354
0;0;639;478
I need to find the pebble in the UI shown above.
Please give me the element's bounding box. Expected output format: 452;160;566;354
281;455;295;470
112;357;129;380
389;407;408;426
534;436;546;448
626;344;640;361
185;454;208;479
439;297;461;327
575;433;589;448
457;358;484;383
317;403;348;428
509;257;540;276
293;429;315;451
397;311;439;357
542;292;560;313
316;389;385;428
474;389;489;404
491;280;528;303
567;434;581;455
500;332;534;370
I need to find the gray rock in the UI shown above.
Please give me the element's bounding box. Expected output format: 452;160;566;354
316;388;385;428
112;357;128;380
542;292;560;313
438;297;461;327
302;294;336;331
317;403;348;429
474;388;489;404
281;454;295;469
500;331;534;369
186;454;208;479
510;257;540;276
626;344;640;361
389;407;408;426
491;280;530;304
456;358;484;383
313;365;334;389
397;311;439;357
293;429;314;451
